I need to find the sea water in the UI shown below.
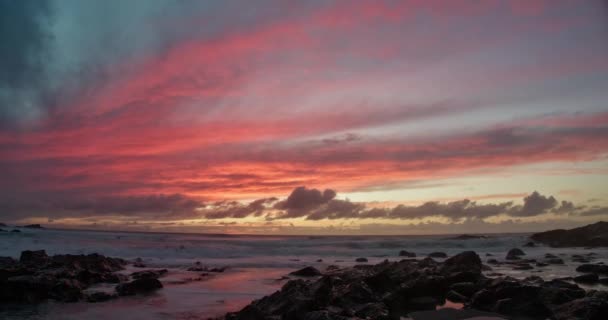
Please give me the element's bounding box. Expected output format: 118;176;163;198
1;228;607;319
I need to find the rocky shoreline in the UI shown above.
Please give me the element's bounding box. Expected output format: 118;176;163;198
2;221;608;319
0;250;169;304
221;251;607;320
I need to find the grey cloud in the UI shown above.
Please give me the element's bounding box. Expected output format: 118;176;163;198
388;200;513;220
0;0;54;126
578;206;608;217
202;188;602;222
273;187;337;218
0;193;205;221
203;197;278;219
509;191;557;217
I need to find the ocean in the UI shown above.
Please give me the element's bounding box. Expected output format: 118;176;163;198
1;228;607;319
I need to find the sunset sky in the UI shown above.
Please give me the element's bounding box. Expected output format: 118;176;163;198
1;0;607;234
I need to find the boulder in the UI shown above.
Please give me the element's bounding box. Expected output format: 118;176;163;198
22;224;44;229
131;269;168;280
576;264;608;275
20;250;49;266
399;250;416;257
355;257;368;263
442;251;482;275
574;273;599;284
290;266;322;277
115;278;163;296
428;252;448;258
444;234;487;240
505;248;525;260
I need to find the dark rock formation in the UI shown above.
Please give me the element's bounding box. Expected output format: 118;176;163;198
505;248;525;260
399;250;416;257
224;251;603;320
20;250;49;266
22;224;44;229
428;252;448;258
530;221;608;247
576;264;608;275
0;250;127;304
355;258;368;263
115;278;163;296
131;269;168;280
574;274;599;284
443;234;488;240
290;266;322;277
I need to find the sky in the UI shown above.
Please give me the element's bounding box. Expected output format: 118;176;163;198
0;0;607;235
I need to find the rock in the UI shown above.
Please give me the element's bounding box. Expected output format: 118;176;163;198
115;278;163;296
399;250;416;257
49;279;83;302
209;266;227;273
486;253;493;256
406;296;439;310
51;253;125;273
86;291;117;303
523;241;536;247
599;278;608;285
446;290;468;302
576;264;608;275
316;259;323;262
449;282;478;297
1;251;127;304
505;248;525;260
355;257;368;263
444;234;487;240
10;229;21;233
0;223;6;227
530;221;608;247
2;274;55;303
545;253;559;259
574;273;599;284
553;295;608;320
20;250;49;266
354;302;389;320
22;224;44;229
487;258;499;265
539;279;586;305
131;269;168;280
442;251;482;274
290;266;321;277
428;252;448;258
545;258;565;265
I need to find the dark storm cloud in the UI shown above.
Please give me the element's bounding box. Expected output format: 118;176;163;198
199;188;604;222
272;186;337;218
0;0;53;126
509;191;558;217
203;197;278;219
0;193;205;220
